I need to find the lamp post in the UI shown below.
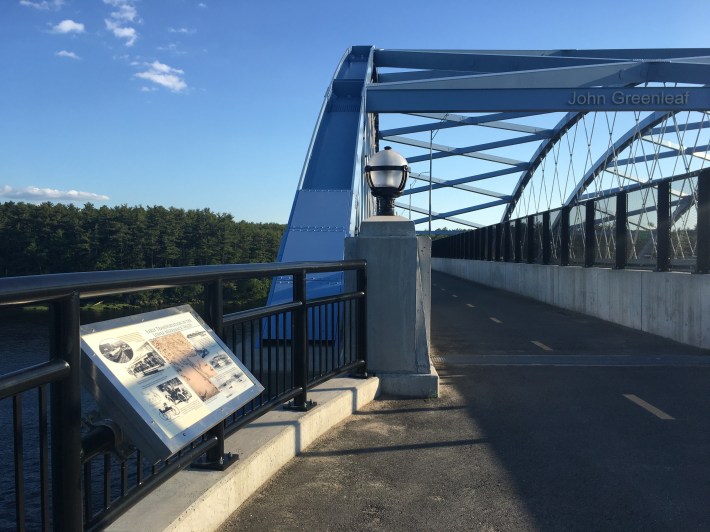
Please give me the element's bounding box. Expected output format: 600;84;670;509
365;146;409;216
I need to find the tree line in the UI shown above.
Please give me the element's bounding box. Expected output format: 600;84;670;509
0;202;285;309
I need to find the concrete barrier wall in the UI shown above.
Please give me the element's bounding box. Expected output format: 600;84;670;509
432;258;710;350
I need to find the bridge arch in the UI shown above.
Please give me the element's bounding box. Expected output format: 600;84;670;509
269;47;710;303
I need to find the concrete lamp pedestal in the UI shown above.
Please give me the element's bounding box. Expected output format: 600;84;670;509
345;216;439;398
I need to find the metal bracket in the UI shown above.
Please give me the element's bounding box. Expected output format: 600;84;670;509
283;400;318;412
191;451;239;472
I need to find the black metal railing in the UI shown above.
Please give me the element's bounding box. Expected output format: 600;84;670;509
0;260;366;531
433;168;710;274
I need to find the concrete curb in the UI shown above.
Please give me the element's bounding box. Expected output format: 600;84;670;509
107;376;381;532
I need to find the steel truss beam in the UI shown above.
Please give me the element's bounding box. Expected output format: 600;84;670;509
642;137;710;162
383;135;532;166
403;171;511;199
378;112;552;137
393;201;482;228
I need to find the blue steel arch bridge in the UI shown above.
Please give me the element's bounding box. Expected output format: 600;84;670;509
269;46;710;305
2;47;710;532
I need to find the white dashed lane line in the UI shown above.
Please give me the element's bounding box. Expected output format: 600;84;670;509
466;303;475;308
531;340;553;351
452;294;458;298
489;317;502;324
623;394;675;420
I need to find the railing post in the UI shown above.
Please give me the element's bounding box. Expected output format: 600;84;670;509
542;211;551;265
286;270;316;411
585;200;596;267
194;278;237;471
495;224;502;261
503;221;512;262
656;180;671;272
615;192;628;269
560;206;570;266
50;292;83;532
514;218;523;262
526;215;535;263
697;169;710;273
487;225;496;260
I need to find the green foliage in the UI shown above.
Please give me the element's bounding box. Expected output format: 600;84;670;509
0;202;285;309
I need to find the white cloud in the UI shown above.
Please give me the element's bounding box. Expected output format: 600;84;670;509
105;19;137;47
198;2;207;7
134;61;187;92
103;1;139;46
169;27;196;35
0;185;109;202
55;50;81;60
19;0;64;10
103;0;137;22
51;19;85;34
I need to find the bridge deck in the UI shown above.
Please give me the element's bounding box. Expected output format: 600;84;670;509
219;271;710;531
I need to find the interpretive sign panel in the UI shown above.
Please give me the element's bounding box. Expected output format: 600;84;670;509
80;305;264;462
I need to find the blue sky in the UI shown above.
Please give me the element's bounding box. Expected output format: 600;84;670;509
0;0;707;224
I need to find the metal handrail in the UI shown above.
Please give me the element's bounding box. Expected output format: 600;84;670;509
0;260;367;305
0;259;368;531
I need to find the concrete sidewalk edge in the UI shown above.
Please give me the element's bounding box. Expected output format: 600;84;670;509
106;376;381;532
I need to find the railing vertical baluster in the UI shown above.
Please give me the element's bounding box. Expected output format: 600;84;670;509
121;460;127;496
38;385;50;532
267;314;273;397
696;169;710;273
560;206;570;266
50;292;83;532
136;450;143;486
104;455;112;510
84;461;93;522
276;313;282;396
615;192;628;269
585;200;596;267
13;394;26;531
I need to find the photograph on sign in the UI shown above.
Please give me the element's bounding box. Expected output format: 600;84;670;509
81;305;264;461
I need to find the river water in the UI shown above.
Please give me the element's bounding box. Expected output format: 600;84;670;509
0;308;124;531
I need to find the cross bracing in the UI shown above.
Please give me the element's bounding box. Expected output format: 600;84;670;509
269;46;710;304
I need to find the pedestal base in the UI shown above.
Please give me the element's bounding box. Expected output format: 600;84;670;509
376;361;439;398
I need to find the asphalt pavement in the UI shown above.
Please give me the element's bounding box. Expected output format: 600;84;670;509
219;271;710;532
